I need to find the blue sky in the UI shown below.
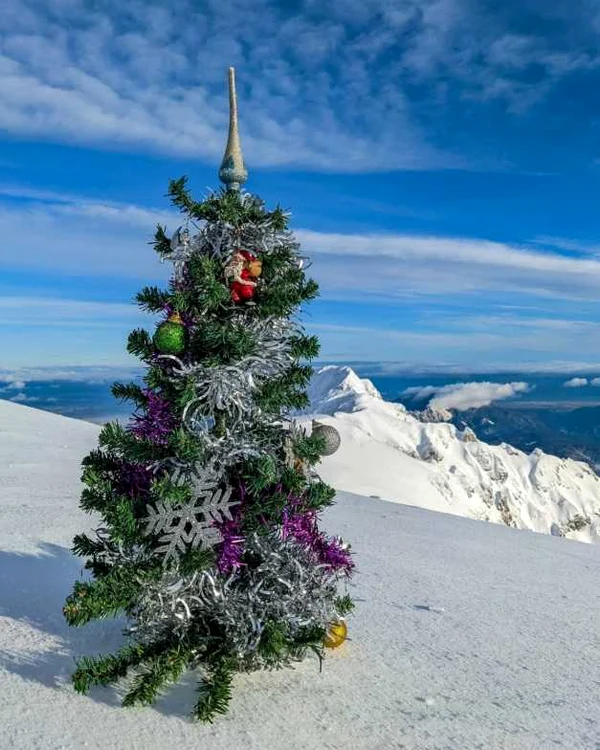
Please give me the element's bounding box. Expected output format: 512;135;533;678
3;0;600;371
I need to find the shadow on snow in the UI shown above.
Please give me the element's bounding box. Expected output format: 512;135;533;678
0;543;203;719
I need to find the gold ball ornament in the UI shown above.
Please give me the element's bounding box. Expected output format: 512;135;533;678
153;312;186;355
323;619;348;649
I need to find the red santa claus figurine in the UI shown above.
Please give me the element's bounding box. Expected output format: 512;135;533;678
224;249;263;303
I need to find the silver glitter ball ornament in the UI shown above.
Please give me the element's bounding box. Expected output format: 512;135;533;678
312;420;341;456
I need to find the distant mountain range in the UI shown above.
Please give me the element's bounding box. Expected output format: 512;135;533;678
450;405;600;470
303;366;600;543
3;366;600;544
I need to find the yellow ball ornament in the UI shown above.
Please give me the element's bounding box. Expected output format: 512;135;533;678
323;619;347;649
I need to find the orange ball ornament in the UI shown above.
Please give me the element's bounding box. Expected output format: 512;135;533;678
323;619;348;649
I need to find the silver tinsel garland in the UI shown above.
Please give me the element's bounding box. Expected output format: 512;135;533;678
167;227;192;285
165;198;297;272
128;530;343;667
157;316;297;436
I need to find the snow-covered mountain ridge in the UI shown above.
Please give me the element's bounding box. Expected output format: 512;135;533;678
303;366;600;543
2;366;599;545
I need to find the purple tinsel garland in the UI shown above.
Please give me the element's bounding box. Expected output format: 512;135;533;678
214;481;247;574
282;497;354;576
163;303;195;330
129;389;177;446
115;460;153;499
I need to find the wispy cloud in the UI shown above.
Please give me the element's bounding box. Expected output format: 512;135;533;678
0;0;597;172
5;187;600;367
0;190;173;277
6;187;600;306
301;229;600;303
531;236;600;257
0;365;142;383
0;378;25;391
0;183;177;227
0;297;146;327
8;392;39;403
353;360;600;375
0;0;446;171
311;317;600;368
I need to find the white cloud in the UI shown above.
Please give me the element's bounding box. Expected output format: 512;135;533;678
0;378;26;390
299;230;600;304
0;0;597;172
312;317;600;369
0;0;452;172
363;360;600;375
6;188;600;307
0;366;142;383
402;385;440;400
0;297;147;328
411;381;531;411
564;377;588;388
8;392;38;402
4;188;600;367
532;236;600;257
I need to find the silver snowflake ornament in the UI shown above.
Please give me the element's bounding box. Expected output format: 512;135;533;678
144;480;240;567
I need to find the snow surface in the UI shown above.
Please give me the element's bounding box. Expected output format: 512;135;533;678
1;383;600;748
303;366;600;543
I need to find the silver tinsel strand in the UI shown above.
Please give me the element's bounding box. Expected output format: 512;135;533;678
166;226;192;285
157;316;297;438
128;531;343;668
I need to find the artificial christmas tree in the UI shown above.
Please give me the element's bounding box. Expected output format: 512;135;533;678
64;67;355;722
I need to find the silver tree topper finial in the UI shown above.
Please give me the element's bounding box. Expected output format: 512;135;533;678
219;67;248;191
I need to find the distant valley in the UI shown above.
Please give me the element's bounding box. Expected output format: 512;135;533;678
449;404;600;471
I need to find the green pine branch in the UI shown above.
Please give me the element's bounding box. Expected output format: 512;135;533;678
127;328;154;360
193;658;236;723
79;476;116;515
72;532;109;558
64;565;152;627
153;225;172;257
122;645;191;707
81;449;120;475
98;421;166;463
335;594;355;617
135;286;171;314
72;643;148;694
305;481;336;511
167;177;197;215
111;382;147;408
294;431;328;465
289;334;320;361
185;255;230;312
103;497;139;543
178;547;217;576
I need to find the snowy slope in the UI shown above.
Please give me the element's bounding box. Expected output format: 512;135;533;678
1;401;600;749
303;366;600;543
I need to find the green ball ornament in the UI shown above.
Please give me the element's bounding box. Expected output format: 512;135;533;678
153;312;186;355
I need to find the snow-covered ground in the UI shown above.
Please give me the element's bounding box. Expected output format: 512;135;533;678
303;366;600;543
1;386;600;749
